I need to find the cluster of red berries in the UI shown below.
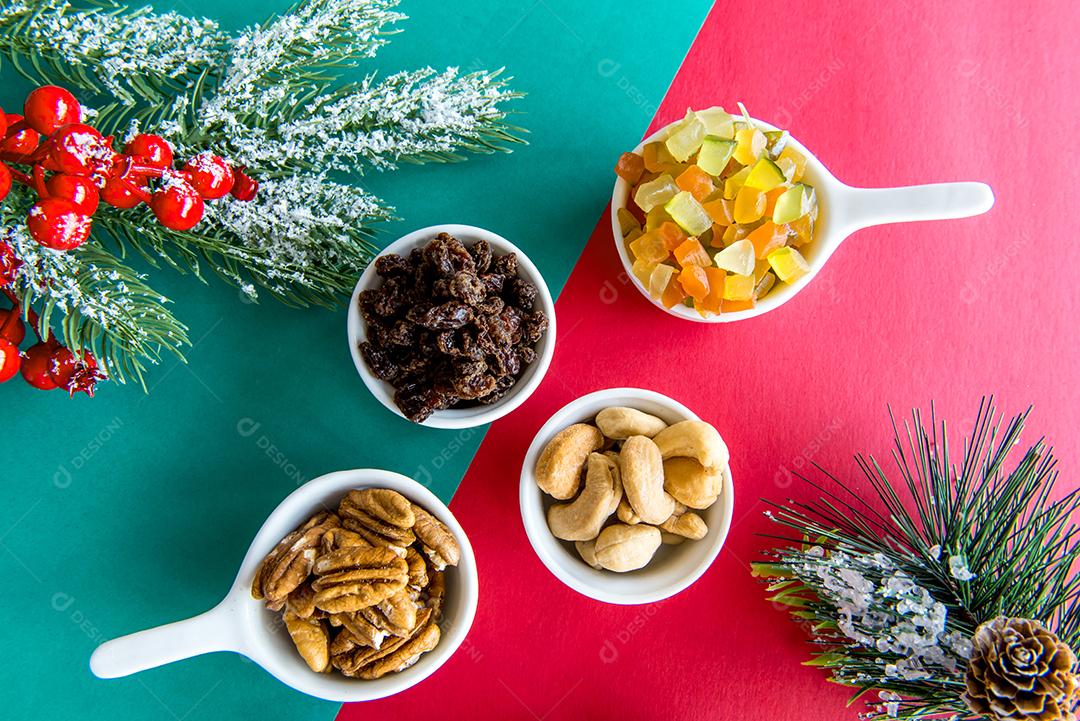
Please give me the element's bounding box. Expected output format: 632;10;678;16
0;85;258;251
0;296;103;396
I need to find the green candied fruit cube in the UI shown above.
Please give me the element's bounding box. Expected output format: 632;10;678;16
696;107;734;139
633;174;679;213
772;182;817;224
696;136;736;176
743;158;786;191
664;190;712;236
664;111;706;163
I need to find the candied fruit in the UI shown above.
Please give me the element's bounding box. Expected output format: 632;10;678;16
661;274;687;308
744;158;786;191
673;237;711;268
665;191;713;236
721;297;755;313
645;205;673;231
747;221;788;259
643;142;677;173
615;152;645;185
700;267;727;315
634;174;679;213
722;274;755;301
778;146;806;182
788;214;814;246
697;136;735;175
697;107;735;138
701;197;731;225
772;182;816;224
617;207;639;237
665;111;706;162
676;165;715;201
723;165;751;200
678;265;710;302
754;271;776;299
733;127;766;165
767;246;811;283
631;257;654;286
647;263;675;299
733;185;766;224
657;221;688;251
713;238;755;276
630;231;668;264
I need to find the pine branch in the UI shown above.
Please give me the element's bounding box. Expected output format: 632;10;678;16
753;399;1080;720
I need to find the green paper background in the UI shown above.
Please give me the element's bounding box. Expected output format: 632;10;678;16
0;1;708;719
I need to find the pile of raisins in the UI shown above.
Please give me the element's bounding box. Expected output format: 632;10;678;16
358;233;549;423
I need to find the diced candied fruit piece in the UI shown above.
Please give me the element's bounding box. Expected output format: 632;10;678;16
673;237;711;267
699;267;726;315
675;165;715;201
744;158;786;191
733;127;767;165
665;111;706;162
625;227;643;245
631;258;654;287
722;224;746;246
657;221;687;251
647;263;675;299
754;257;772;281
708;224;726;247
615;152;645;184
754;271;776;300
643;142;676;173
713;238;755;276
664;191;712;236
747;221;788;259
678;265;710;302
634;174;679;213
697;107;735;139
764;186;787;217
660;274;687;308
701;197;731;225
723;165;752;200
788;214;814;246
697;136;736;175
776;156;797;183
722;273;755;301
778;146;807;182
772;182;816;224
733;186;766;224
767;246;811;283
617;207;640;237
721;297;755;313
646;205;673;231
629;231;668;264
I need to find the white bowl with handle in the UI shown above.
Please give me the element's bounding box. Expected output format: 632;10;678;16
90;469;478;702
611;113;995;322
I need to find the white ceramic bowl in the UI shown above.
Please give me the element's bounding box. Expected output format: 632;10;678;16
611;114;994;323
348;224;556;429
519;388;734;605
90;469;479;702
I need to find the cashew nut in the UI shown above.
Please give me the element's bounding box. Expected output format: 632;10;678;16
620;435;675;525
595;407;668;440
662;457;722;509
660;531;686;546
616;497;641;524
652;420;729;471
575;539;602;569
546;453;621;541
535;423;604;500
660;506;708;540
594;523;661;572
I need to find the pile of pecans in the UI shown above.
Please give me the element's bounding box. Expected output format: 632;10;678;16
251;488;460;679
358;233;549;423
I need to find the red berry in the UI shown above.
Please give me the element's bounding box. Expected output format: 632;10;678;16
27;198;93;250
1;113;40;157
23;85;81;135
151;177;204;231
0;108;7;139
0;241;21;287
45;124;114;176
0;337;20;382
230;167;258;201
49;345;101;396
183;154;234;200
100;175;147;209
46;174;99;215
124;134;173;170
20;342;57;389
0;308;25;345
0;161;10;202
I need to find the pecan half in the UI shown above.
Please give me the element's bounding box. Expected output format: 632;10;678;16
411;504;461;570
358;589;420;638
404;547;429;589
284;612;331;673
331;608;440;680
311;546;408;613
251;512;340;603
340;489;416;551
329;612;389;650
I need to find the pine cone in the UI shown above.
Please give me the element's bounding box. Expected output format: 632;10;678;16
964;617;1079;721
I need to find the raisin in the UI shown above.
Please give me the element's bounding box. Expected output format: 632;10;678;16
423;233;475;277
447;272;487;305
479;273;506;296
407;302;473;330
375;253;412;278
385;320;417;346
359;342;400;382
505;277;538;310
492;252;517;276
522;311;549;344
468;239;493;273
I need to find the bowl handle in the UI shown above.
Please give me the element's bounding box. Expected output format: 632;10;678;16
89;600;242;679
838;182;994;233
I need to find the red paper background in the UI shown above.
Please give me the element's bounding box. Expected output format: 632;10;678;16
341;1;1080;718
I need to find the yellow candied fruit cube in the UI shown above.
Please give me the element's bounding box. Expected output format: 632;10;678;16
778;146;807;182
722;273;755;301
631;257;654;287
617;207;640;237
733;185;766;224
647;263;675;299
767;246;811;283
629;231;668;264
733;127;766;166
645;205;673;231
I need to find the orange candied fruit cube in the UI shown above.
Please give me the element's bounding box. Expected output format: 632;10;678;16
642;141;678;173
615;152;645;185
672;237;711;267
657;221;687;251
699;267;726;315
675;165;715;202
764;186;787;217
721;297;756;313
747;221;788;259
629;230;669;264
701;197;732;226
678;265;710;302
660;274;687;308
